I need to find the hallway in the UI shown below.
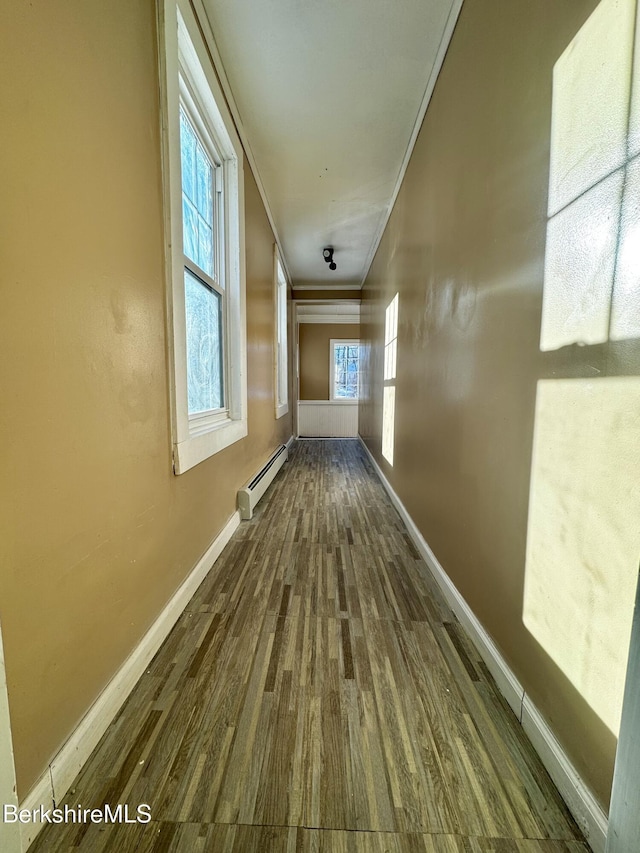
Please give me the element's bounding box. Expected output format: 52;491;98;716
30;441;587;853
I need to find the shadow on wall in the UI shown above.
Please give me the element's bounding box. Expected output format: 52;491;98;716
523;0;640;740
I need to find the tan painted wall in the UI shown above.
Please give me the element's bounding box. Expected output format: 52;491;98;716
360;0;640;809
299;324;360;400
0;0;291;798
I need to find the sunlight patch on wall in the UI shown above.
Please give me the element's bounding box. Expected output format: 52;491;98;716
523;378;640;735
382;293;399;465
382;386;396;465
611;156;640;340
542;169;622;349
547;0;635;217
384;294;398;383
541;0;640;351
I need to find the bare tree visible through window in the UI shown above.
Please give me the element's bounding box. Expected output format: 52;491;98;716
331;341;359;399
180;106;225;415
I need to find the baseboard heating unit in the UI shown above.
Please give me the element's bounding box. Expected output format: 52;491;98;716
237;444;288;519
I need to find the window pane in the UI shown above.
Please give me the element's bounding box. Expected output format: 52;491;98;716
278;342;287;405
197;217;213;276
334;343;359;399
180;110;196;204
185;269;223;414
180;109;214;276
182;197;198;264
196;143;213;225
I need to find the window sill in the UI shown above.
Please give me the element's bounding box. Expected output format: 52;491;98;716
275;402;289;419
173;417;247;474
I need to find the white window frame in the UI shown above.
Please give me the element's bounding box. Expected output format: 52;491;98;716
158;0;247;474
274;246;289;419
180;99;226;424
329;339;360;402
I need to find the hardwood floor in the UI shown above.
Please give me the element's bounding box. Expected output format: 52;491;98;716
30;440;589;852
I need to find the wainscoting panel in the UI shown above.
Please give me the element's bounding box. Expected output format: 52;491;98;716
298;401;358;437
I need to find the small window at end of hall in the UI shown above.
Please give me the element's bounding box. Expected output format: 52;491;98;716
330;340;360;401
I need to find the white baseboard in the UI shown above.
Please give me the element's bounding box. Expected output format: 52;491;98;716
19;509;240;852
18;773;52;852
296;436;359;441
522;697;608;853
358;437;608;853
0;623;21;853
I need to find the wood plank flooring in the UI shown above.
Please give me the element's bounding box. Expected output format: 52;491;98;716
30;440;589;852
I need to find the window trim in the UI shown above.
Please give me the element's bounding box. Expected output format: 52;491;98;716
329;339;360;402
159;0;247;474
274;246;289;419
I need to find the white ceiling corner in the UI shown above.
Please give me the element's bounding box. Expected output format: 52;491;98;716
199;0;463;289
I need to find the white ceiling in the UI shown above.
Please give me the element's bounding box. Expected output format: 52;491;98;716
200;0;460;288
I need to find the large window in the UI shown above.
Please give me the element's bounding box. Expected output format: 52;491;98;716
330;339;360;401
180;106;224;416
274;249;288;418
159;0;247;474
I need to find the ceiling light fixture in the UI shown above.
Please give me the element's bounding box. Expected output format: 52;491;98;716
322;246;337;271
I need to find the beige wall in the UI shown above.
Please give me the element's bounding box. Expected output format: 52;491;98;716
299;324;360;400
0;0;291;798
360;0;640;809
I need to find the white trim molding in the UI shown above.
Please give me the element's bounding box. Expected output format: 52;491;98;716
0;622;21;853
297;314;361;324
18;773;52;853
522;697;609;850
295;301;361;325
292;284;363;292
359;437;608;853
18;510;240;852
